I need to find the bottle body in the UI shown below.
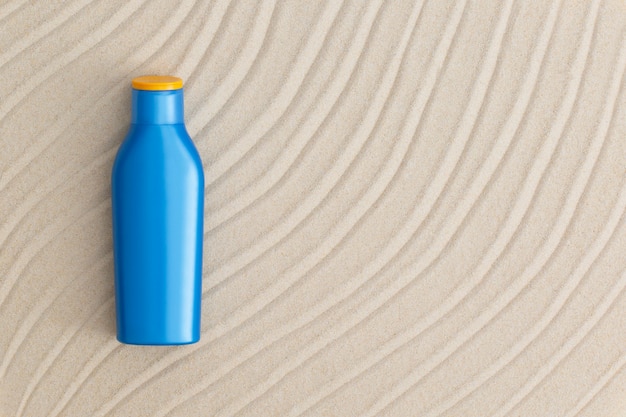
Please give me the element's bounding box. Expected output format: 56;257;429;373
112;84;204;345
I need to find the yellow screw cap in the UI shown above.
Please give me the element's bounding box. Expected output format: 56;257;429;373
132;75;183;91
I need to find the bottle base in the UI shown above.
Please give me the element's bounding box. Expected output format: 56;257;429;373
116;336;199;346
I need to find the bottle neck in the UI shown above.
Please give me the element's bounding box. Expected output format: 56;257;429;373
131;89;185;124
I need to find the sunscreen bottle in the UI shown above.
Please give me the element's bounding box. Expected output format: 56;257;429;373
112;76;204;345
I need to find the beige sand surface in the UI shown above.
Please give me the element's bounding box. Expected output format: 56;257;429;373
1;0;626;416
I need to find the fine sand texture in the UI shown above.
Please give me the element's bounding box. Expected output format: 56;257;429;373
1;1;626;416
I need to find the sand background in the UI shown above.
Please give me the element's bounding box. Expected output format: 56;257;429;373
1;0;626;416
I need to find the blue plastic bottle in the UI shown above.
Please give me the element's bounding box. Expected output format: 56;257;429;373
111;76;204;345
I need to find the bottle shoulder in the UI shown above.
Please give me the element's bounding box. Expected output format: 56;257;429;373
112;124;204;181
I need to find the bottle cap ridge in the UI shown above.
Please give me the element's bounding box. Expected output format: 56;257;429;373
132;75;183;91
